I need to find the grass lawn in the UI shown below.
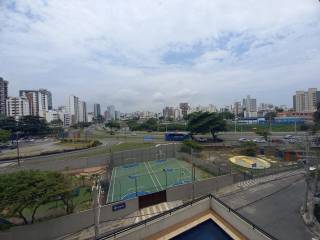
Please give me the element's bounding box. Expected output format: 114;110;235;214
21;187;92;223
56;141;90;148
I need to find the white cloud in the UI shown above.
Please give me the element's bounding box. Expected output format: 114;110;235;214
0;0;320;111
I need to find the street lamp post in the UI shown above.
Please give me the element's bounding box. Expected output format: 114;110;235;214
16;132;21;167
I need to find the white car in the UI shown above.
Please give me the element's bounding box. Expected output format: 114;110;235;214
239;137;249;142
284;135;293;139
288;138;296;144
253;138;266;143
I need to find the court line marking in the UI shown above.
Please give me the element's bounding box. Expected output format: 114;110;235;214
174;159;194;180
111;167;117;202
147;161;162;189
144;162;159;192
107;167;114;202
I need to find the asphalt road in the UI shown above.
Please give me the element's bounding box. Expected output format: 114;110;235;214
0;131;318;174
220;174;314;240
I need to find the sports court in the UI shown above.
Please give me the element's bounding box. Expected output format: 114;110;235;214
107;158;212;203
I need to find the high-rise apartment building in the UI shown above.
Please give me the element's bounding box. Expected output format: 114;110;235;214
242;95;257;118
107;105;115;121
179;103;189;119
163;106;175;120
0;77;8;115
79;101;88;122
20;89;49;117
233;102;242;116
57;106;71;127
6;96;30;119
293;88;320;112
69;95;80;124
39;89;53;110
94;103;101;118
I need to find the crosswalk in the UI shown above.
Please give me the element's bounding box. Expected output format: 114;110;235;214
237;169;304;189
134;201;182;223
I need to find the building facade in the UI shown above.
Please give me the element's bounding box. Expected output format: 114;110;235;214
6;96;30;119
20;90;49;118
0;77;8;115
93;103;101;118
78;101;88;122
107;105;115;121
293;88;320;113
69;95;80;125
179;103;189;119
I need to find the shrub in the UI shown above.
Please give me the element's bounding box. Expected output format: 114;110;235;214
240;142;258;156
180;140;203;153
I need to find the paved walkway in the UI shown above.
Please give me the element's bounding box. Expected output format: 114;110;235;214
61;201;182;240
217;170;315;240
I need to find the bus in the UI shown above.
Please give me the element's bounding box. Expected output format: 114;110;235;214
164;132;191;141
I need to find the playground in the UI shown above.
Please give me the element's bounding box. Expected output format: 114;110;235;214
229;156;271;169
107;158;212;203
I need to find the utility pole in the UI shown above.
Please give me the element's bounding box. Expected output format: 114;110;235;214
92;178;100;239
16;132;20;167
191;147;195;200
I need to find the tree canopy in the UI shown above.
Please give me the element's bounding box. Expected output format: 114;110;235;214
105;120;121;130
0;170;77;224
0;129;11;143
187;112;226;139
264;112;277;121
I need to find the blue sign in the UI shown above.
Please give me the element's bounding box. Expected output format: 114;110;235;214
143;136;154;142
112;202;126;212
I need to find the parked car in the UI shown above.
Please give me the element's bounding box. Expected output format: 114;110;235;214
195;137;207;143
238;137;249;142
288;138;296;144
284;134;293;140
253;138;266;143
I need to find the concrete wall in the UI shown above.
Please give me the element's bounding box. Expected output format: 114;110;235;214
0;199;140;240
210;198;273;240
166;174;235;202
100;198;139;223
117;198;210;240
0;210;94;240
113;197;273;240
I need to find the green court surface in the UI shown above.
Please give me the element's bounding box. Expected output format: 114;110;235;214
107;158;212;203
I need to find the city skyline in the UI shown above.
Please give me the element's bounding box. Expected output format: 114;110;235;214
1;1;320;111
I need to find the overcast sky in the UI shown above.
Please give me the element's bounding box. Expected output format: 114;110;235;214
1;0;320;112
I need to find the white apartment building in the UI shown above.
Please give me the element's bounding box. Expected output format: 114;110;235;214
45;110;59;123
6;96;30;119
87;112;94;122
293;88;320;113
69;95;80;124
57;106;71;127
19;90;49;118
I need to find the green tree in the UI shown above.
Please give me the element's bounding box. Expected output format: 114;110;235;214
187;112;226;140
219;111;235;120
0;171;77;224
0;129;11;143
140;118;158;131
105;120;120;131
264;112;277;121
18;116;49;136
256;129;271;141
0;117;18;132
240;142;258;157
